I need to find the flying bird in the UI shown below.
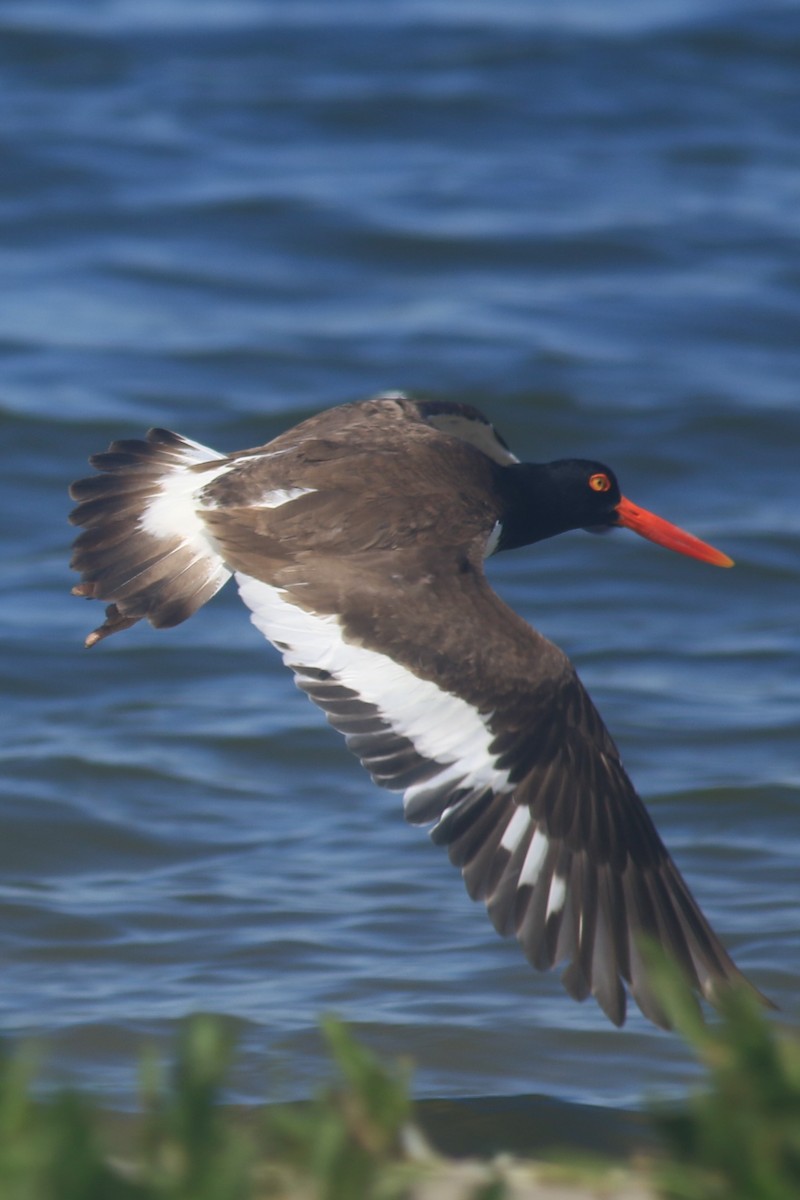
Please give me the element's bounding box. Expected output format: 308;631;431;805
69;393;763;1027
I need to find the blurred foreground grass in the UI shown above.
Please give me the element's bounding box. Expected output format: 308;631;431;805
0;965;797;1200
649;957;800;1200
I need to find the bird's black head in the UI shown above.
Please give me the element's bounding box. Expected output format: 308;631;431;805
494;457;733;566
495;458;623;551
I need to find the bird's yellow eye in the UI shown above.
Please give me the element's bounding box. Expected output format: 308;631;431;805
589;472;611;493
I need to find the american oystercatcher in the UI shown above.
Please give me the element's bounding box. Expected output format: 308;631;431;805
69;393;763;1027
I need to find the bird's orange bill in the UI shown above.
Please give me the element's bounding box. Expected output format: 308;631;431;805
615;497;734;567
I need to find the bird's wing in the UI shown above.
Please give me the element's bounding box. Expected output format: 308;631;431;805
202;500;757;1027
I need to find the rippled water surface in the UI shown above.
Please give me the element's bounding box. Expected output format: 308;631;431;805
2;0;799;1113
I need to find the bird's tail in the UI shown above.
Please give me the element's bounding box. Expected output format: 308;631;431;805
69;428;232;646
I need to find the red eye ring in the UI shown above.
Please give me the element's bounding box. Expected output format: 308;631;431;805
589;472;611;493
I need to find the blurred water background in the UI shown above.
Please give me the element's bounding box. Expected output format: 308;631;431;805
1;0;798;1120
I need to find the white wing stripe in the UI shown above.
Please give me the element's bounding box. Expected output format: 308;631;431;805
546;873;568;918
500;805;531;853
520;827;549;887
258;486;317;509
235;574;514;814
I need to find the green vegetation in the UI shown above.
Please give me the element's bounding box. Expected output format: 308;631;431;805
651;960;800;1200
0;970;797;1199
260;1016;416;1200
0;1017;418;1200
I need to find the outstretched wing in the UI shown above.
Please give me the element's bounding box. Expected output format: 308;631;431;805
214;534;758;1028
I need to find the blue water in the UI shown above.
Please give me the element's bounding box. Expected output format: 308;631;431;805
1;0;799;1114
